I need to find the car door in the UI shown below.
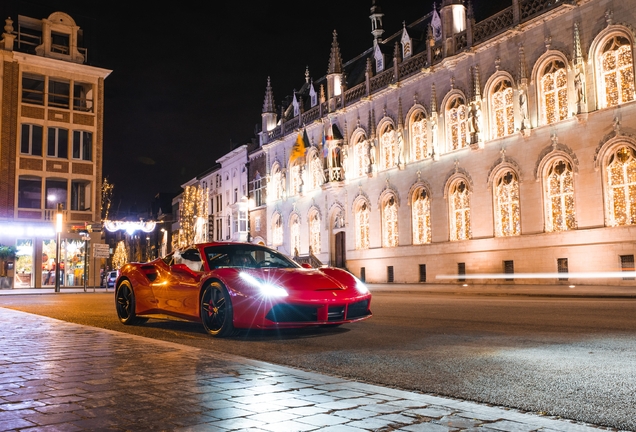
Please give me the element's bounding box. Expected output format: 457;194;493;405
152;247;203;319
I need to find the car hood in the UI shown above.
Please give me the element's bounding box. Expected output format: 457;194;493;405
241;268;352;291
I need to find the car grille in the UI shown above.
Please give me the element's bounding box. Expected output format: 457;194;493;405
346;300;370;319
328;306;345;321
266;305;318;322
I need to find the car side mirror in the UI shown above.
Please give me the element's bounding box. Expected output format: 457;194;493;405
301;263;312;269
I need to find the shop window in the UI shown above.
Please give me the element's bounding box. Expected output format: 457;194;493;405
620;255;634;280
21;124;43;156
557;258;568;281
419;264;426;283
18;176;42;209
72;131;92;161
387;266;394;283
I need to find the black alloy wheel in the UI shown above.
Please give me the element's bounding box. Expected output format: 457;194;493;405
115;280;148;325
200;282;235;337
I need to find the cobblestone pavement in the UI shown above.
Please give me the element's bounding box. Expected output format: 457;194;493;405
0;307;610;431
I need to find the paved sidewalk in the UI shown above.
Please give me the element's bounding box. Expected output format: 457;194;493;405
0;308;607;431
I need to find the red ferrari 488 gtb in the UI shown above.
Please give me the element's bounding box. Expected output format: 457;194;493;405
115;242;372;337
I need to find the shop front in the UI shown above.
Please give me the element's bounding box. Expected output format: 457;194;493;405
0;221;93;289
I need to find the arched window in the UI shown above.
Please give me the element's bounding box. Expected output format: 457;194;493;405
354;201;370;250
309;210;321;254
494;171;521;237
606;146;636;226
449;180;471;241
353;136;368;178
272;212;283;246
412;188;431;244
290;214;300;256
382;195;399;247
309;152;324;190
410;111;428;161
446;96;469;151
380;125;398;170
270;165;282;201
540;60;568;125
544;159;576;232
599;36;635;107
490;80;514;138
289;160;302;196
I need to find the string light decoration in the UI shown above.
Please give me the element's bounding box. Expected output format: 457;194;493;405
412;189;431;244
382;196;399;247
381;126;397;169
450;180;471;241
309;211;321;254
179;185;209;247
410;112;428;161
100;177;114;221
495;171;521;236
541;60;568;125
601;37;634;107
270;166;282;200
491;80;514;138
290;162;302;195
355;202;370;249
112;241;127;270
607;146;636;226
447;97;468;151
546;159;576;232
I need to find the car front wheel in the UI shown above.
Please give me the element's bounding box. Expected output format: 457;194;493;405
200;282;235;337
115;280;148;325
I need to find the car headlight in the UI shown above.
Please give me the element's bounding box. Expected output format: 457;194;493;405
352;275;369;294
240;272;288;297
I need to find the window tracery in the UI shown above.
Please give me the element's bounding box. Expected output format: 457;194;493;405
412;188;431;244
544;159;576;232
382;195;399;247
446;96;469;151
449;180;471;241
290;214;300;256
309;211;321;254
355;201;370;250
380;125;398;169
540;60;568;125
494;171;521;237
490;80;515;138
354;136;368;178
600;36;635;107
309;153;324;190
289;161;302;196
410;111;428;161
272;213;283;246
606;146;636;226
270;165;282;201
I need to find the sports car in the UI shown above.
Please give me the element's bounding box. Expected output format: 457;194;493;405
114;242;372;337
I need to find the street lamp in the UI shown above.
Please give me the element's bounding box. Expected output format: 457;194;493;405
54;203;63;293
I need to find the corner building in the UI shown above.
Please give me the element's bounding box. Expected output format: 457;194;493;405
0;13;111;288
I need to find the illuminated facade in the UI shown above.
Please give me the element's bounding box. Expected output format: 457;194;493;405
0;13;111;288
245;0;636;286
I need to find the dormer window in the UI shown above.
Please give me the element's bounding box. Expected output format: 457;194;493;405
292;94;300;116
401;28;412;59
51;31;70;55
309;84;317;107
374;43;384;73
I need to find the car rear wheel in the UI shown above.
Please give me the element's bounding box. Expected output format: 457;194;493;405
115;280;148;325
200;282;235;337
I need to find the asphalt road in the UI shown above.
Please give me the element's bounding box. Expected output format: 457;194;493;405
1;291;634;430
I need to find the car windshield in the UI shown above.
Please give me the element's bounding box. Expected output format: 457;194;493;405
204;244;300;270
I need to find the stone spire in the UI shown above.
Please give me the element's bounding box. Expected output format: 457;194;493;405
473;65;481;100
431;83;438;114
573;22;583;65
398;97;404;130
262;76;275;114
518;44;528;85
327;30;343;74
370;0;385;43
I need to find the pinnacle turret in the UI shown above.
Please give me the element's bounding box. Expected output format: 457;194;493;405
327;30;343;75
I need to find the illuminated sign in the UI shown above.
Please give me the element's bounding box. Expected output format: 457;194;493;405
0;223;55;238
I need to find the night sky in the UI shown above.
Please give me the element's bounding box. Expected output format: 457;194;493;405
3;0;510;216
